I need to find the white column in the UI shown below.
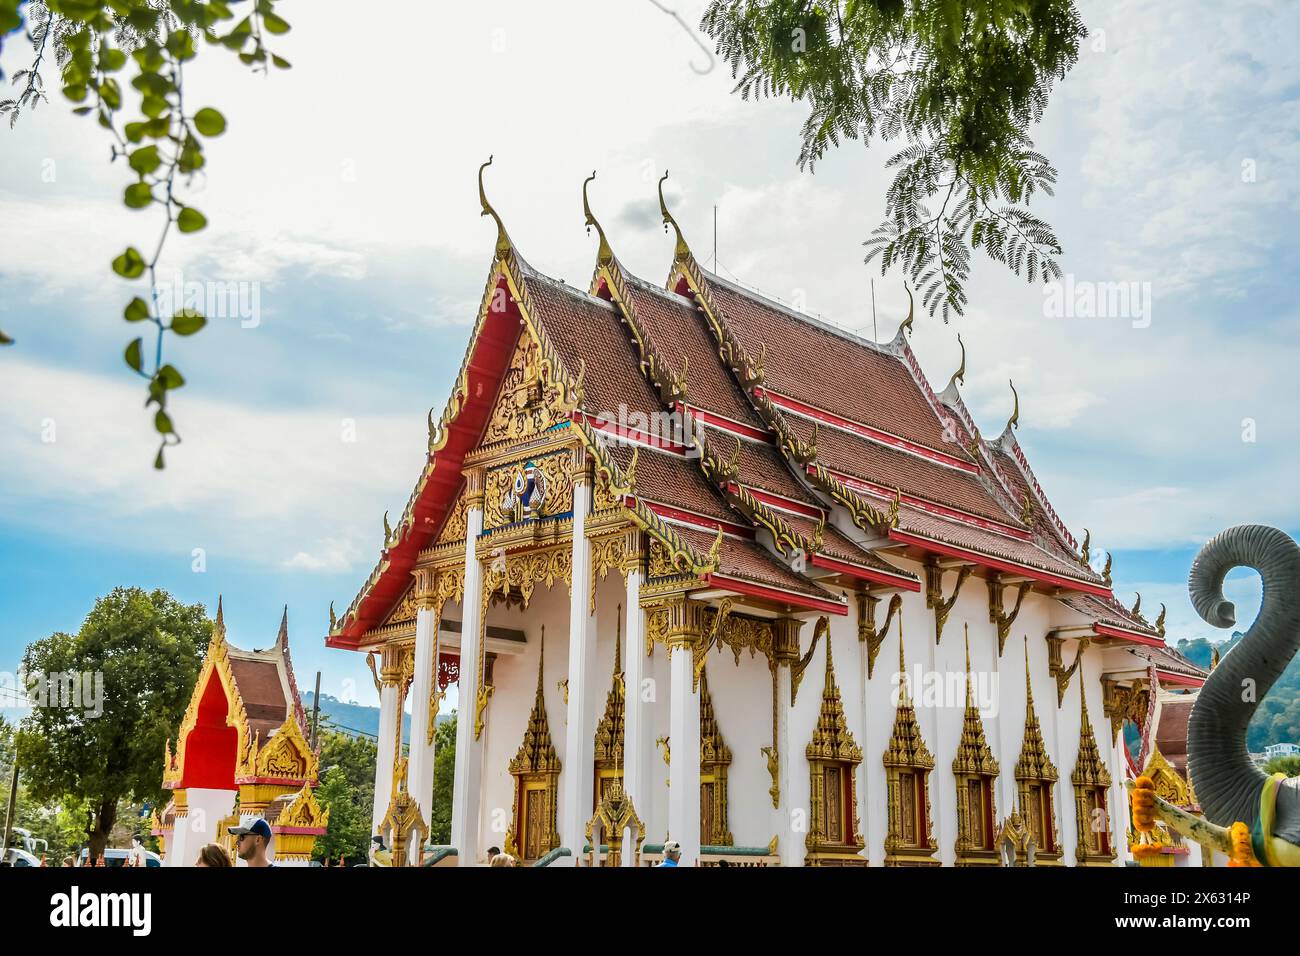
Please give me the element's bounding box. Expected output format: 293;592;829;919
450;481;485;864
668;639;701;866
406;602;438;861
773;662;799;867
561;469;596;861
168;804;190;867
621;531;645;867
1108;718;1127;865
371;676;400;834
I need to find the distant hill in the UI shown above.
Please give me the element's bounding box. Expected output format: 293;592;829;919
303;692;450;745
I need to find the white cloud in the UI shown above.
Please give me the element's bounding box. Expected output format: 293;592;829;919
0;357;425;573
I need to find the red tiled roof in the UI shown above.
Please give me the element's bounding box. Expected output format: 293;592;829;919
700;426;820;506
890;504;1105;589
604;441;738;526
1059;591;1161;638
785;414;1021;528
526;274;666;424
622;276;767;431
703;273;961;455
674;525;840;604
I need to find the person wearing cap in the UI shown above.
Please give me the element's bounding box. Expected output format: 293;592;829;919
656;841;682;867
227;818;275;867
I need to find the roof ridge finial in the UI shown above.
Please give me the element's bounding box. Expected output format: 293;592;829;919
897;282;914;340
1005;379;1020;433
947;332;966;390
657;171;691;263
583;170;615;267
478;155;513;258
278;605;289;647
215;595;226;640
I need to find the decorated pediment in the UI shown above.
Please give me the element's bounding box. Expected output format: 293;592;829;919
481;326;570;450
240;713;319;784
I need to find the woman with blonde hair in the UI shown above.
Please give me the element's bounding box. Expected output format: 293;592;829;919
195;843;233;867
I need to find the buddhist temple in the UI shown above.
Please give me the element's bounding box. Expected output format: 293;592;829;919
324;162;1207;866
156;600;328;866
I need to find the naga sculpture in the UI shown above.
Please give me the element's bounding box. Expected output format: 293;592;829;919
1131;524;1300;865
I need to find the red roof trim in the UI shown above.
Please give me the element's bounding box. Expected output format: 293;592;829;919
819;465;1031;540
676;402;774;443
1093;623;1166;647
703;573;849;615
758;387;978;474
810;553;922;592
887;528;1112;597
725;481;824;519
644;502;754;538
1155;670;1205;688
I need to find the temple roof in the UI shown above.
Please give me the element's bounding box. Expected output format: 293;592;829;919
165;600;315;789
326;170;1194;650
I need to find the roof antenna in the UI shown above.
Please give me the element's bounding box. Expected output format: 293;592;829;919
712;203;717;271
871;278;877;342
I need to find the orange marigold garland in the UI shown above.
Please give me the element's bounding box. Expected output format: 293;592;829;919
1129;776;1164;859
1228;822;1261;867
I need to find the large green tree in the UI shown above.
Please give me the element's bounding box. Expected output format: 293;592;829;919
312;729;376;866
15;586;210;859
429;711;456;846
702;0;1086;320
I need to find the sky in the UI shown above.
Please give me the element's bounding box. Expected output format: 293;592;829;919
1;0;1297;717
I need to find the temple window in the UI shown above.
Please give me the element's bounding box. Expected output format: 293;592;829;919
806;638;866;866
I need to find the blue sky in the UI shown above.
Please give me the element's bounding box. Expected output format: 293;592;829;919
1;0;1297;715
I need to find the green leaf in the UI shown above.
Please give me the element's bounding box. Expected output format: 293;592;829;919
176;206;207;233
128;145;160;175
124;337;144;373
112;247;146;279
170;311;206;336
154;444;166;469
101;47;126;72
263;12;290;34
157;364;185;389
124;297;151;322
271;54;292;70
193;107;226;136
0;328;13;346
124;182;153;209
154;410;174;434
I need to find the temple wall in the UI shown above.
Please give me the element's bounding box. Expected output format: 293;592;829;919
465;546;1130;866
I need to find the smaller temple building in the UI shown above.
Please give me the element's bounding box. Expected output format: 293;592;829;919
153;600;328;866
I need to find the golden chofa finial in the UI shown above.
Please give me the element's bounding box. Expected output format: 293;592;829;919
947;333;966;390
658;170;691;263
1006;379;1020;432
582;170;614;267
478;155;512;258
897;282;914;339
328;600;338;632
1080;528;1091;566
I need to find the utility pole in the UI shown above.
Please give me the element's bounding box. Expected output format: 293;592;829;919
3;758;18;856
310;671;322;749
